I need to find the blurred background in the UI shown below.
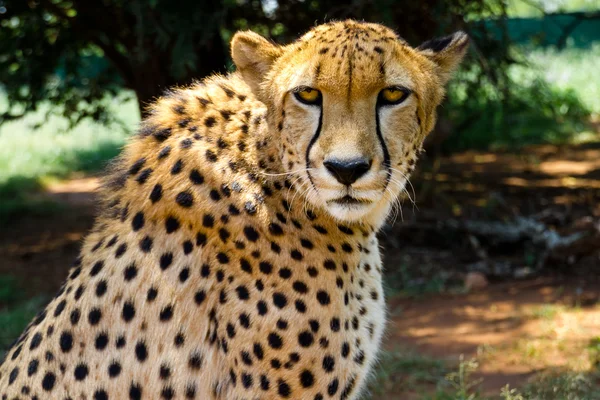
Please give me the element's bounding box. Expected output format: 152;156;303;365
1;0;599;398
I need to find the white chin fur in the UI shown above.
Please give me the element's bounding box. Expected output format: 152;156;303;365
324;202;377;222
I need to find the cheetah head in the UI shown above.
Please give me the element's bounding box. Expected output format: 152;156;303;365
232;20;468;225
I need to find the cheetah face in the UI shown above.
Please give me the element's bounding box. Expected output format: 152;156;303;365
232;21;468;224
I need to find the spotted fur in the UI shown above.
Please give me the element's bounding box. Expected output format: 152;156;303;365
0;20;467;400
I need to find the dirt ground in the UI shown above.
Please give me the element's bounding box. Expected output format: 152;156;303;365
1;141;600;397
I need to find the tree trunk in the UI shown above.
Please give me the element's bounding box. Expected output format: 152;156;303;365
130;31;228;120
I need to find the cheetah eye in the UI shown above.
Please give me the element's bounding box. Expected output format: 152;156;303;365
378;87;411;106
293;87;322;106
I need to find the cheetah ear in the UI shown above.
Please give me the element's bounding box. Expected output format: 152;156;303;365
418;31;469;84
231;31;283;96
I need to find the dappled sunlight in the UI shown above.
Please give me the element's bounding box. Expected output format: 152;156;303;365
384;279;600;394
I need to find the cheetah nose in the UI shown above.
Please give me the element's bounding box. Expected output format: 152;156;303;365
323;158;372;186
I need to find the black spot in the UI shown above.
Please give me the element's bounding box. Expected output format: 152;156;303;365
328;378;339;396
159;253;174;271
204;116;216;127
70;309;81;325
115;243;127;258
122;302;136;322
147;287;158;301
41;371;56;391
129;383;143;400
128;158;146;175
188;352;202;370
218;228;230;242
300;370;314;388
217;252;229;264
90;260;104;276
180;138;193;148
183;240;194;254
323;355;335;372
161;386;175;399
135;341;148;362
243;226;259;242
298;331;314;347
189;169;204;184
242;373;253;388
279;268;292;279
317;290;331;305
136;168;153;184
185;384;196;398
205;149;217;162
154;128;172;141
314;225;328;234
8;367;18;385
176;191;194;208
194;290;206;305
236;285;250;300
158;146;171;159
292;281;308;294
88;308;102;325
338;225;354;235
295;299;307;313
268;332;282;349
95;280;107;297
278;379;291;397
27;359;39;376
160;305;174;321
309;320;320;333
131;211;144;232
179;267;190;282
123;263;138;281
210;189;222;202
272;293;287;308
108;362;121;377
268;223;283;235
330;317;341;332
239;313;250;328
202;214;214;228
341;342;350;358
259;261;273;274
163;216;180;233
253;343;264;360
150;184;163;202
95;332;109;350
74;363;89;380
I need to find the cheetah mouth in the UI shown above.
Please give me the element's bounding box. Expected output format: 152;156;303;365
328;196;372;206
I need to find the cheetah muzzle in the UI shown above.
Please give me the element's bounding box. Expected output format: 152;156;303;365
0;20;468;400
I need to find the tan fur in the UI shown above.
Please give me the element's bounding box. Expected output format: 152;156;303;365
0;20;466;400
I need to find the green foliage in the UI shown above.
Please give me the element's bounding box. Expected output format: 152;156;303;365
443;45;593;151
0;0;508;123
0;276;47;352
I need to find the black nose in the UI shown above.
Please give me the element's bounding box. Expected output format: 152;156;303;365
323;158;371;186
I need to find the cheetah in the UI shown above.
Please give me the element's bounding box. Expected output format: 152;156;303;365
0;20;468;400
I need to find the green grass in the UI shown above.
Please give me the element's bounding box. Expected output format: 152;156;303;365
0;92;139;222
